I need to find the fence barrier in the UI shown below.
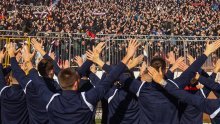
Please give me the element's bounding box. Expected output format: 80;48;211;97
0;31;220;122
0;31;219;70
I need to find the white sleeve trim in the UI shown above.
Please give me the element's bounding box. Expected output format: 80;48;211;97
200;89;206;98
46;93;60;111
24;80;32;94
136;82;145;97
89;80;96;88
210;106;220;118
81;92;94;111
168;79;179;88
108;89;118;103
0;86;10;96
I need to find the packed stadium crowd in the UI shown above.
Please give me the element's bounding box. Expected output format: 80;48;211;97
0;0;219;36
0;38;220;124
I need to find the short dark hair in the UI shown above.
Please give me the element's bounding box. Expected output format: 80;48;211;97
150;57;166;74
37;59;54;77
58;68;80;90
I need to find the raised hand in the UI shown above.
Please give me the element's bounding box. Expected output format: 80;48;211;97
204;40;220;56
187;54;195;65
16;52;22;62
147;66;165;85
15;48;21;54
31;38;42;51
21;45;33;62
126;39;141;58
127;55;144;69
0;50;5;63
20;63;28;72
213;59;220;73
63;60;70;69
122;39;141;64
74;56;83;67
169;57;184;72
178;61;189;71
86;49;104;67
86;50;99;63
7;43;16;58
31;38;46;56
166;51;175;65
93;42;105;54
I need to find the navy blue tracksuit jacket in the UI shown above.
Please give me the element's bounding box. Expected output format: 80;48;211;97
104;85;140;124
179;70;214;124
101;64;140;124
0;64;29;124
11;57;51;124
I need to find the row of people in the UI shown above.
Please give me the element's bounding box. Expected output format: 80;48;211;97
0;38;219;124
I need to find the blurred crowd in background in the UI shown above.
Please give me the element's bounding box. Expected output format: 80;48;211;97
0;0;219;36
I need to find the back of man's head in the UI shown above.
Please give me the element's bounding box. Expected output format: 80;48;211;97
58;68;80;90
38;58;54;78
150;57;166;74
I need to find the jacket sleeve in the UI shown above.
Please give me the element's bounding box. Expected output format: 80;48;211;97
77;60;93;77
210;73;217;80
198;76;220;92
89;73;101;86
173;54;208;89
165;69;174;80
0;63;7;96
2;66;11;77
102;64;112;73
164;80;220;119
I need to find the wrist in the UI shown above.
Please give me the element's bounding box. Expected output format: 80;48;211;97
141;77;146;82
39;49;46;56
127;64;133;70
24;59;31;63
214;68;219;73
25;60;32;65
122;55;130;64
78;63;83;67
170;62;175;65
95;59;104;68
159;79;167;86
169;66;176;72
139;72;143;77
203;51;210;57
26;62;33;71
10;54;15;58
0;59;3;64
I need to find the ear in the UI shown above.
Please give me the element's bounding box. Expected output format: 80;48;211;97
49;69;54;74
72;81;79;91
159;67;163;75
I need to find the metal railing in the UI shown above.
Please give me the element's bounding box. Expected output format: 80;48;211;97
0;31;219;70
0;31;220;123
